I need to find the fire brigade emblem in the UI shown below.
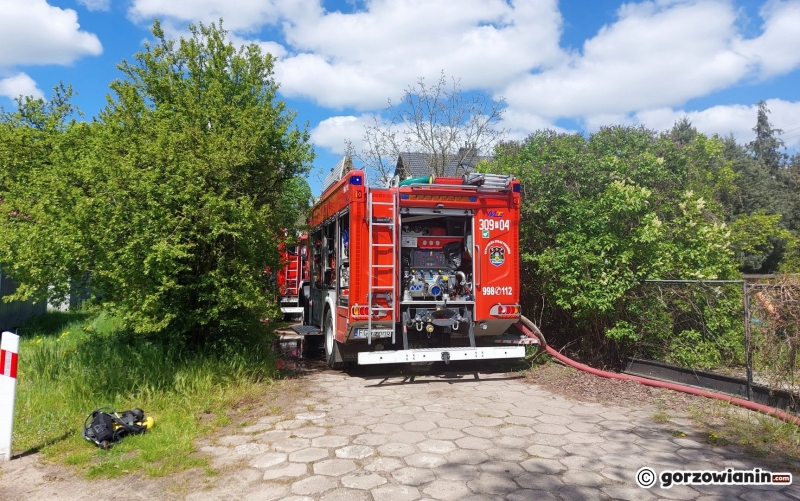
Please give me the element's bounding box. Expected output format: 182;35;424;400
489;246;505;266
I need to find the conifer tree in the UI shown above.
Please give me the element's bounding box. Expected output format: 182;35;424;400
749;100;787;176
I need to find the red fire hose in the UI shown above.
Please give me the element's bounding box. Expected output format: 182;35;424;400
517;315;800;427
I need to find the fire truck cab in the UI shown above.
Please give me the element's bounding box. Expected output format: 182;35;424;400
296;160;526;368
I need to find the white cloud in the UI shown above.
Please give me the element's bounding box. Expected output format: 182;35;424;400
498;109;565;141
129;0;565;110
582;99;800;149
128;0;306;33
226;33;287;59
275;55;396;110
735;0;800;78
77;0;109;12
277;0;565;109
0;73;44;100
311;114;378;155
504;0;750;118
0;0;102;67
634;105;757;140
503;0;800;119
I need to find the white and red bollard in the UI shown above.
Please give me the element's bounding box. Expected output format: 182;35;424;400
0;331;19;461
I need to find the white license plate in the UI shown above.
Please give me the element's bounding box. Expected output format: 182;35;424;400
354;329;393;339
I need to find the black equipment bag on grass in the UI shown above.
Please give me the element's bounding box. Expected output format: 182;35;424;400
82;407;148;449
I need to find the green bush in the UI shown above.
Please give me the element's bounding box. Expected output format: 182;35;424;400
488;127;742;364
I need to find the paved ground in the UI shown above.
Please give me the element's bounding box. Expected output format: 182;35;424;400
192;367;798;501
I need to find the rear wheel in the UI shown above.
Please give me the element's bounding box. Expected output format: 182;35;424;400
324;309;344;370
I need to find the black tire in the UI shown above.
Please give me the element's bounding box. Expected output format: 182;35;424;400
324;309;344;370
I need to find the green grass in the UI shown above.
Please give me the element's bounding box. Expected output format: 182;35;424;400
685;399;800;462
12;310;282;478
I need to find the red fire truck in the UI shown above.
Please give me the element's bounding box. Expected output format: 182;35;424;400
294;163;525;368
276;234;307;320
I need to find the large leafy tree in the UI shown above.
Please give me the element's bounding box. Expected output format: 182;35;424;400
0;86;92;299
489;127;741;362
0;21;313;343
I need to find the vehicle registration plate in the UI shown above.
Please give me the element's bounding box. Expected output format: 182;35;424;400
354;329;393;339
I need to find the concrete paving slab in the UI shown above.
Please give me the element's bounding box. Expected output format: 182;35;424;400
341;472;388;490
272;438;311;453
311;435;350;448
289;447;330;463
364;457;406;473
334;444;375;459
426;428;464;440
378;442;417;457
250;452;289;469
263;462;309;480
291;475;338;496
313;458;357;476
422;479;473;500
319;489;370;501
392;466;437;486
370;484;421;501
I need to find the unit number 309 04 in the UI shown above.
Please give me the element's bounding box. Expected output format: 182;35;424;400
482;286;513;296
479;219;510;232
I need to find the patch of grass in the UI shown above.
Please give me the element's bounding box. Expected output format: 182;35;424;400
652;411;671;423
652;396;672;423
705;431;729;446
13;310;281;478
15;310;93;339
686;399;800;463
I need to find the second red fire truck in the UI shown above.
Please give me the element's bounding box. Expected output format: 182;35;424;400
293;159;526;368
276;234;307;320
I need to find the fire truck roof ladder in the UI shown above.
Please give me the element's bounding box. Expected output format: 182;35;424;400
402;173;514;191
322;156;355;193
462;173;514;189
367;189;398;346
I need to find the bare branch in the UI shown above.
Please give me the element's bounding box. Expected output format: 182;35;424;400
350;71;506;185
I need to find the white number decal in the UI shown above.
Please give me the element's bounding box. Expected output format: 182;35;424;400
479;219;510;232
482;286;513;296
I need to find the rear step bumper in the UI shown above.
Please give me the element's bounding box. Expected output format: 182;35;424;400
357;346;525;365
290;325;322;335
280;307;304;314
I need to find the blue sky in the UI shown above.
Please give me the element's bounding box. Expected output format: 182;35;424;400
2;0;800;195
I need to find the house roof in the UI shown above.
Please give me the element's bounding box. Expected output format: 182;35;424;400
394;149;489;179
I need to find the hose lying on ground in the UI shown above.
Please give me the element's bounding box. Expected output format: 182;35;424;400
515;315;800;427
